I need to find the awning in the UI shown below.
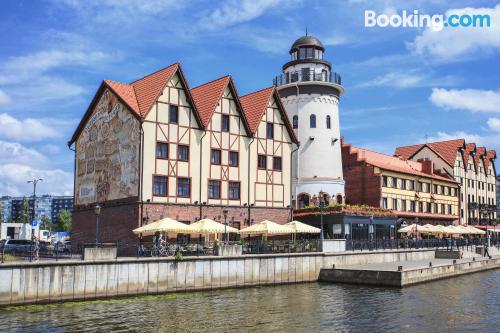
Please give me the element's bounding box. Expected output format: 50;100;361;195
190;218;239;234
285;221;321;234
133;218;196;235
239;220;294;236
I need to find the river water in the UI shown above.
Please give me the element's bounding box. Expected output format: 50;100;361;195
1;270;499;333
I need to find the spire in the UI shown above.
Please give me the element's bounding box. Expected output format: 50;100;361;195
305;26;308;36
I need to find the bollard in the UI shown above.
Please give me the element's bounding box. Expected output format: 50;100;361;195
397;265;403;272
473;257;476;261
332;264;336;269
453;259;457;264
429;262;432;267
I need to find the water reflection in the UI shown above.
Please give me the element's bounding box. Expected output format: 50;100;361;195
0;270;499;333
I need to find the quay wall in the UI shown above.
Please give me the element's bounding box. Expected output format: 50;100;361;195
0;249;435;306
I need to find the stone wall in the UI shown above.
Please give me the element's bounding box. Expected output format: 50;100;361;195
0;249;435;306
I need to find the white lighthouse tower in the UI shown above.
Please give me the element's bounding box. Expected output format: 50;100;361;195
274;35;345;208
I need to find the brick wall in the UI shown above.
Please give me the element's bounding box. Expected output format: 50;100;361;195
73;202;290;246
342;143;382;207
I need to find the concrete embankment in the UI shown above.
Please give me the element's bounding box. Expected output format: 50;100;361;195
0;249;435;306
319;256;500;287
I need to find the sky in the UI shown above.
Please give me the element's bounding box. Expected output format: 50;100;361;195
0;0;499;197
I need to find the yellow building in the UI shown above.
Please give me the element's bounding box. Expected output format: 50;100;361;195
68;63;297;245
342;142;460;225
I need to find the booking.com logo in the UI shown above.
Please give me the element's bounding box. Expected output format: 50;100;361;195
365;10;491;31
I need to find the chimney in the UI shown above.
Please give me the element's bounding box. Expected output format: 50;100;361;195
420;159;434;175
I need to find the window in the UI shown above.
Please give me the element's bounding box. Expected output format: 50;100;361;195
310;114;316;128
433;184;438;194
153;176;167;196
402;200;407;211
211;149;221;165
409;180;415;190
326;115;331;129
448;205;452;215
392;178;398;189
273;157;282;171
292;115;298;129
177;145;189;161
266;122;274;139
208;180;221;199
169;105;178;124
392;199;398;210
419;201;423;212
228;182;241;200
382;176;388;187
258;155;267;169
177;178;190;197
229;151;239;167
441;204;445;214
156;142;168;159
418;182;423;192
221;114;230;132
382;198;388;209
410;201;416;212
299;48;306;59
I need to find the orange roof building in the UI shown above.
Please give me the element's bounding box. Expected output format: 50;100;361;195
69;62;297;247
342;141;460;226
395;139;497;226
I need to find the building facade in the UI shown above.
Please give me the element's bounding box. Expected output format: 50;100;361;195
396;139;497;226
274;35;345;209
69;63;297;246
497;175;500;222
342;142;460;226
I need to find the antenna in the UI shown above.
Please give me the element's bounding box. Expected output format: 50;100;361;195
305;26;308;36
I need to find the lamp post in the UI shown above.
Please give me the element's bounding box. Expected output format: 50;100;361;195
414;217;419;247
319;200;325;242
94;204;101;245
222;206;229;244
27;178;43;239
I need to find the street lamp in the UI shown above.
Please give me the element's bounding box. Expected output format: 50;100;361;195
27;178;43;239
222;206;229;244
94;203;101;245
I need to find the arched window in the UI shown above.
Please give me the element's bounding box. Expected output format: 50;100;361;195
292;115;298;129
310;114;316;128
326;115;331;129
298;193;310;208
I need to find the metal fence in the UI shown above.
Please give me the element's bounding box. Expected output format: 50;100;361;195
242;239;322;255
346;238;500;252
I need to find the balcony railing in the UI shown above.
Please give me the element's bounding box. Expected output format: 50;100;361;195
274;69;341;86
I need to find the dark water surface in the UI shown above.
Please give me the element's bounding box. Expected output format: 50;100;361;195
1;270;499;333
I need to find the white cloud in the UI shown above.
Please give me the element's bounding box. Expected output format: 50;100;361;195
487;118;500;132
0;140;72;196
0;164;73;197
429;88;500;113
425;131;483;144
0;141;48;167
200;0;294;31
411;5;500;61
0;113;61;142
0;90;11;106
358;71;458;89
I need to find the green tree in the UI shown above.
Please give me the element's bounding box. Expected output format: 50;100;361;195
40;215;52;231
55;210;72;232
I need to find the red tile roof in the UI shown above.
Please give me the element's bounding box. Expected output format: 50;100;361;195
349;145;456;183
240;87;298;143
104;80;139;115
395;139;465;167
69;62;204;145
240;86;274;133
463;143;476;170
191;76;231;127
129;63;179;117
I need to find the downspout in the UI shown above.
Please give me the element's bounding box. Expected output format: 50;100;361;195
68;143;76;214
139;119;145;226
199;131;207;219
247;137;255;224
290;144;300;220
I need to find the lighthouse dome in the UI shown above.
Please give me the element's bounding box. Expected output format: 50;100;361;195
290;35;324;53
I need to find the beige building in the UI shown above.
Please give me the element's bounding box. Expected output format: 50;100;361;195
342;142;460;226
396;139;497;226
68;63;297;245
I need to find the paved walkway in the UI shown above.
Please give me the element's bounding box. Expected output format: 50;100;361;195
336;256;497;272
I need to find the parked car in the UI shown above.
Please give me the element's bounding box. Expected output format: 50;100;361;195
1;239;33;255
